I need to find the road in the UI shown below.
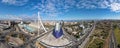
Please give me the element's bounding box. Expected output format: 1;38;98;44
78;21;96;48
109;24;117;48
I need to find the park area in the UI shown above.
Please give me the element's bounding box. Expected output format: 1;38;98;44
114;27;120;47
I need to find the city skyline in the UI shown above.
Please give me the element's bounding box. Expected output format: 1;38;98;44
0;0;120;20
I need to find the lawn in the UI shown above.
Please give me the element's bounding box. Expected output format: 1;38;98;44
114;27;120;45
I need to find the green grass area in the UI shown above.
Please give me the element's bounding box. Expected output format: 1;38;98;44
87;38;104;48
114;27;120;45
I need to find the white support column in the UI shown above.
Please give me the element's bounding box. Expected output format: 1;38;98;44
38;12;40;36
37;12;47;36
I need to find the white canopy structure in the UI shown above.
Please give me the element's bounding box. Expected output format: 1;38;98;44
37;22;76;48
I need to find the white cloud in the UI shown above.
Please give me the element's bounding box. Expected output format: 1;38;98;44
2;0;28;6
110;3;120;12
100;0;110;8
1;0;120;13
28;0;120;17
0;14;36;20
31;0;77;17
75;0;120;12
76;0;98;9
0;14;19;20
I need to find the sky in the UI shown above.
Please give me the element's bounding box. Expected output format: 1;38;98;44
0;0;120;20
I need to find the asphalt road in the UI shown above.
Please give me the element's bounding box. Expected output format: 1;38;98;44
109;24;117;48
78;21;96;48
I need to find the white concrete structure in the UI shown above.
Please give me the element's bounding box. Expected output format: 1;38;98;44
37;22;76;48
37;12;47;36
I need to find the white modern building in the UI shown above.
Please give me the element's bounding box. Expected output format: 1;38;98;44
37;22;76;48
